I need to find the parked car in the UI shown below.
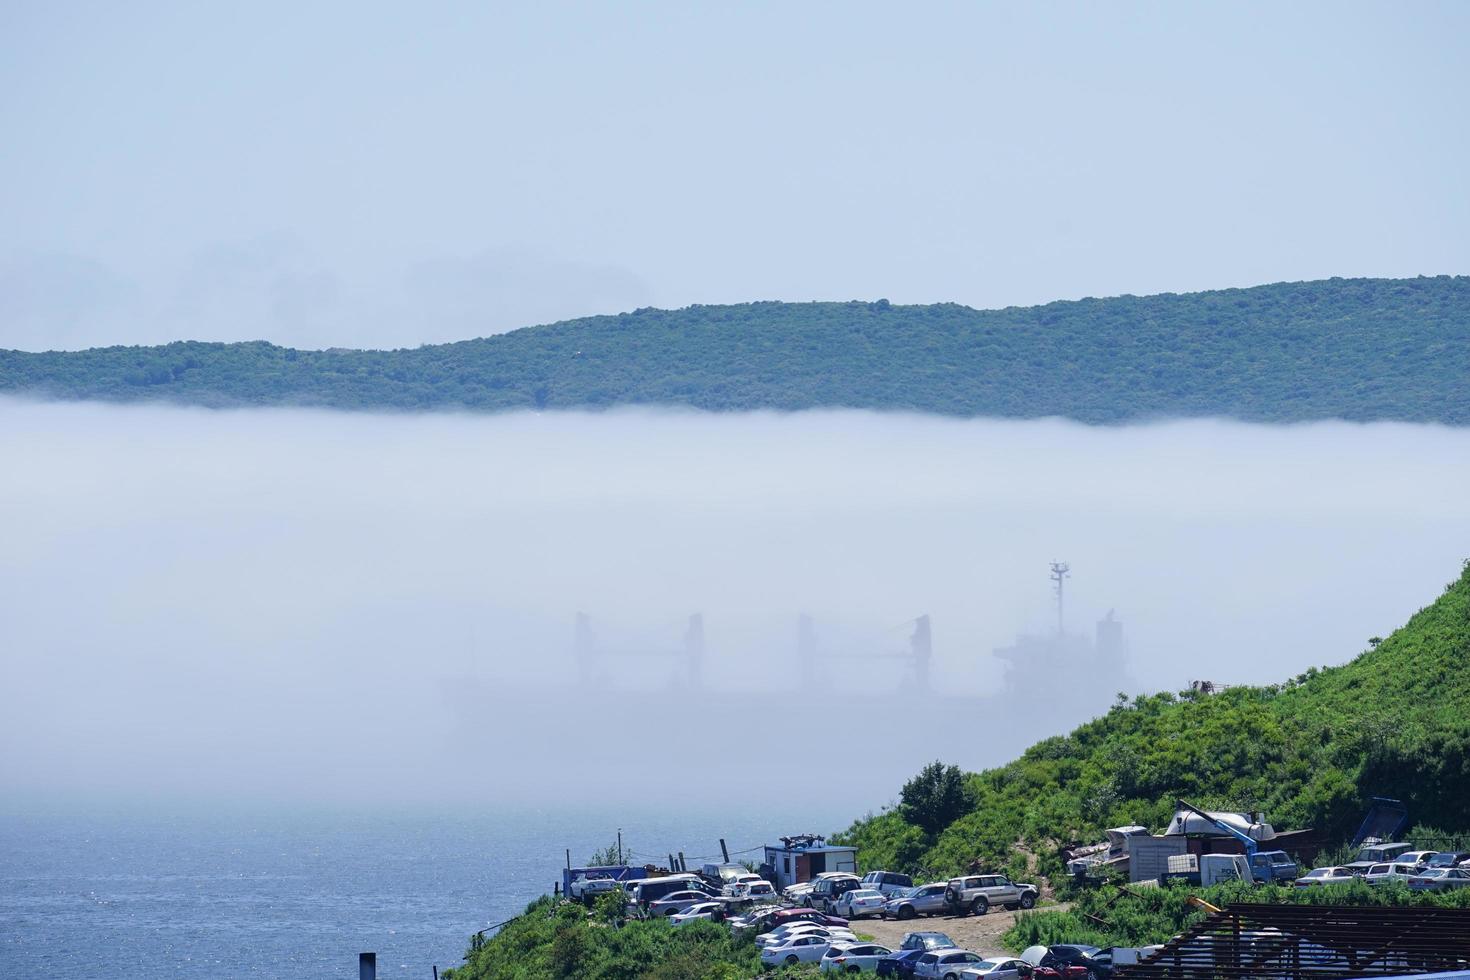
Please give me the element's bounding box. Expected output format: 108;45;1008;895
568;872;621;901
759;921;852;942
759;921;857;941
821;942;896;973
913;949;988;979
943;874;1039;915
1363;863;1418;886
649;889;720;916
1354;842;1414;864
759;907;849;934
761;934;841;967
885;883;951;920
670;901;726;925
1424;851;1470;870
787;871;856;903
877;949;930;979
760;927;859;949
723;880;777;903
861;870;916;898
1019;947;1087;980
1394;850;1437;868
900;932;959;952
1408;867;1470;891
725;904;782;934
1247;850;1299;884
1293;866;1356;887
835;888;889;919
960;958;1035;979
810;873;864;912
1035;945;1109;980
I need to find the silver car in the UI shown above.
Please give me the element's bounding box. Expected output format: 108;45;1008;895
884;883;950;920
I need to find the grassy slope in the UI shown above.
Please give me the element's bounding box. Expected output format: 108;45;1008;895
834;562;1470;883
3;276;1468;423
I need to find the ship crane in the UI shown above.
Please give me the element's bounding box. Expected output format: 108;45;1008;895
797;613;932;693
575;612;704;692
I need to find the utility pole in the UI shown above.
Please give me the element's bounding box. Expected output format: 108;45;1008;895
617;828;623;866
1049;561;1070;635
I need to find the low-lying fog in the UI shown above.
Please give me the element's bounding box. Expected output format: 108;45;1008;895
2;401;1467;814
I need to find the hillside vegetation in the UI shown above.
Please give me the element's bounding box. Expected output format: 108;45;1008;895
3;276;1468;423
833;561;1470;882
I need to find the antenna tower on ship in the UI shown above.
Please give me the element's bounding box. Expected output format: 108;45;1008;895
1049;561;1070;635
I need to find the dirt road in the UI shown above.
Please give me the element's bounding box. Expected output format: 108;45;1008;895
847;904;1054;955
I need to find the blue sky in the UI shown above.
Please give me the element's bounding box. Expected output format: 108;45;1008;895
2;1;1467;349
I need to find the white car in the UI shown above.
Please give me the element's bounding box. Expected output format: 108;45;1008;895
1363;862;1418;886
670;901;726;926
820;942;894;973
913;948;989;980
759;925;857;947
761;934;839;967
723;872;765;892
648;890;718;916
568;873;619;900
724;880;778;902
961;958;1035;980
834;888;888;920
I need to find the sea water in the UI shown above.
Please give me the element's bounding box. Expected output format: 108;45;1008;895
1;804;845;979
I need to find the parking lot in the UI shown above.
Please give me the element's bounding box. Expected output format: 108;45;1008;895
851;905;1058;954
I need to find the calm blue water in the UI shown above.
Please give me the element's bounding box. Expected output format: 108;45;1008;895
0;805;844;979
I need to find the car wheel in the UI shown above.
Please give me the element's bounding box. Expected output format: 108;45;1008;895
972;897;989;915
848;968;862;975
899;905;916;920
786;954;799;965
1020;892;1036;910
945;973;960;980
1086;971;1098;980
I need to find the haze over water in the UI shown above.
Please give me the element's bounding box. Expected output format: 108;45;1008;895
3;401;1467;814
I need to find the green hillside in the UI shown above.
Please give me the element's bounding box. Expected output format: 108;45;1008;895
834;561;1470;882
3;276;1468;423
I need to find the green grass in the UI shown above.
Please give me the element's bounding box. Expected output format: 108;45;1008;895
4;276;1468;423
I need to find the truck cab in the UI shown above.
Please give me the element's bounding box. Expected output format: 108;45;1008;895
1248;850;1300;884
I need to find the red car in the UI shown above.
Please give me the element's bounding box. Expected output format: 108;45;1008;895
758;907;848;933
1032;966;1088;980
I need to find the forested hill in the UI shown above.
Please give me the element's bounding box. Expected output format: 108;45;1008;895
833;560;1470;883
2;276;1468;423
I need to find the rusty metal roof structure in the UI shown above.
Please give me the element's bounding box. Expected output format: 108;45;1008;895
1115;903;1470;980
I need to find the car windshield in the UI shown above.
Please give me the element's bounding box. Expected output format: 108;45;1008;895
1428;854;1460;867
1422;869;1447;877
975;960;1004;970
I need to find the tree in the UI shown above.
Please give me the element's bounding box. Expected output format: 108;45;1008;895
900;761;976;836
587;840;623;866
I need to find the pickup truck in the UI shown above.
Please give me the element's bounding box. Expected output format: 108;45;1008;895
943;874;1039;915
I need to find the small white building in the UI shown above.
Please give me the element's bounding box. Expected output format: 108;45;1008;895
762;835;857;889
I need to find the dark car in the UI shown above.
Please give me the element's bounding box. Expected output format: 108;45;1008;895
877;948;929;978
1426;851;1470;869
759;907;848;933
1040;945;1109;980
900;931;958;951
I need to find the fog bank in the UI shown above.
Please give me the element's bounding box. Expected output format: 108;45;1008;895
1;402;1466;812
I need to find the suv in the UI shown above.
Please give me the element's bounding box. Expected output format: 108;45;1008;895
862;870;916;898
809;873;863;912
900;931;958;951
884;882;950;920
944;874;1039;915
